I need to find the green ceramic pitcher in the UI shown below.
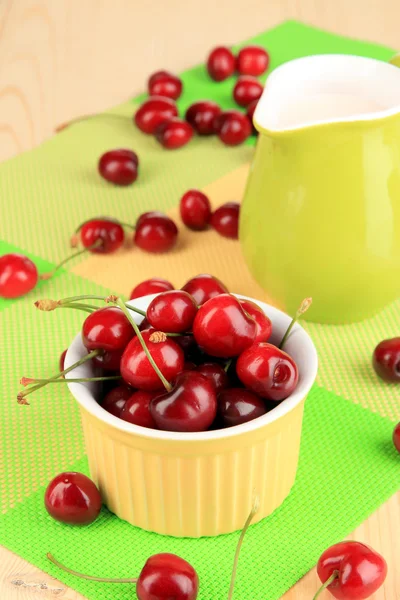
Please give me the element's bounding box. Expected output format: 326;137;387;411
240;54;400;324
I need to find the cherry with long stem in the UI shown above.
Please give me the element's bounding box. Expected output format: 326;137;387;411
279;297;312;349
21;376;121;386
46;553;138;584
312;571;339;600
34;295;146;317
70;218;135;247
40;240;103;280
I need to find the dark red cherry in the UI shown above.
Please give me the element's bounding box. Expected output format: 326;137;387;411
211;202;240;239
79;218;125;254
233;76;263;107
148;71;183;100
120;390;158;428
137;553;199;600
175;334;196;353
139;317;151;331
134;96;178;134
59;349;67;371
98;149;139;185
134;213;178;253
185;101;222;135
246;99;258;133
236;342;298;401
101;384;133;417
181;273;229;305
82;307;134;352
237;46;269;76
121;330;184;391
147;290;198;333
92;349;124;372
239;299;272;343
150;371;217;432
0;253;38;299
180;189;212;230
206;46;236;81
193;294;257;357
155;118;194;150
218;388;267;427
184;360;197;370
45;472;102;525
196;362;229;393
217;111;251;146
130;277;174;299
373;337;400;383
393;422;400;453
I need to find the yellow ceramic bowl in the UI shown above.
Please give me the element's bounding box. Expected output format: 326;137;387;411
65;294;318;538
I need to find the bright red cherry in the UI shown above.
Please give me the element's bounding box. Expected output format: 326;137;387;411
134;213;178;253
137;553;199;600
150;371;217;432
77;218;125;254
120;390;158;428
0;253;38;299
316;541;387;600
45;472;102;525
101;384;133;417
185;101;222;135
236;342;298;401
246;99;258;133
82;307;134;352
148;70;170;86
121;330;184;391
239;299;272;343
181;273;229;305
393;422;400;453
180;189;212;231
373;337;400;383
146;290;198;333
130;277;174;299
155;118;194;150
217;111;251;146
218;388;267;427
237;46;269;76
206;46;236;81
233;76;263;107
134;96;178;134
193;294;256;358
98;149;139;185
196;362;229;393
59;349;67;371
211;202;240;239
148;71;183;100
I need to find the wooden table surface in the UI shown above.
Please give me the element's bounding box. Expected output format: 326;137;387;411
1;0;399;598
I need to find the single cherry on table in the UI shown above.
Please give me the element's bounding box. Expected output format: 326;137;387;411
185;100;222;135
0;253;38;299
237;45;269;76
246;99;258;133
373;337;400;382
148;71;183;100
134;212;178;253
181;273;229;305
215;110;252;146
45;472;102;525
73;217;125;253
155;118;194;149
206;46;236;81
130;277;174;299
98;149;139;185
135;96;178;134
180;189;212;230
211;202;240;239
233;76;263;107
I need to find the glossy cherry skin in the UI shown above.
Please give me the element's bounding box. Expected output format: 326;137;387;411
92;349;124;372
233;76;263;107
134;213;178;253
121;330;185;391
130;277;174;300
180;189;212;231
239;299;272;343
237;45;269;76
59;349;67;371
148;71;183;100
80;218;125;254
218;388;267;427
147;290;198;333
211;202;240;239
317;541;387;600
98;149;138;185
155;118;194;150
193;294;257;358
373;337;400;382
196;362;229;393
0;253;38;299
206;46;236;81
137;553;199;600
393;422;400;453
182;273;229;305
134;96;178;134
150;371;217;432
217;111;251;146
45;472;102;525
237;342;298;401
185;100;222;135
101;384;133;417
82;307;134;352
120;390;158;428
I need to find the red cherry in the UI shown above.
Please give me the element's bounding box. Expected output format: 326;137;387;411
211;202;240;239
236;342;298;401
121;330;184;391
317;541;387;600
0;254;38;299
206;46;236;81
237;45;269;76
196;362;229;393
101;384;133;417
82;307;134;352
185;101;222;135
59;349;67;372
239;299;272;343
80;218;125;254
373;337;400;383
150;371;217;432
45;472;102;525
181;273;229;305
246;99;258;133
134;213;178;253
217;111;251;146
180;189;212;230
393;422;400;453
193;294;256;358
148;71;183;100
98;149;139;185
175;333;196;354
137;553;199;600
120;390;158;428
92;349;124;372
134;96;178;134
130;278;174;300
155;118;194;150
146;290;198;333
218;388;267;427
233;76;263;107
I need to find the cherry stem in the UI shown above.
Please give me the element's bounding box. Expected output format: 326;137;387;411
58;303;95;314
312;571;339;600
279;297;313;350
55;112;130;133
224;358;233;373
115;298;172;392
39;240;103;280
34;295;146;317
46;553;138;584
24;376;121;385
227;495;260;600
